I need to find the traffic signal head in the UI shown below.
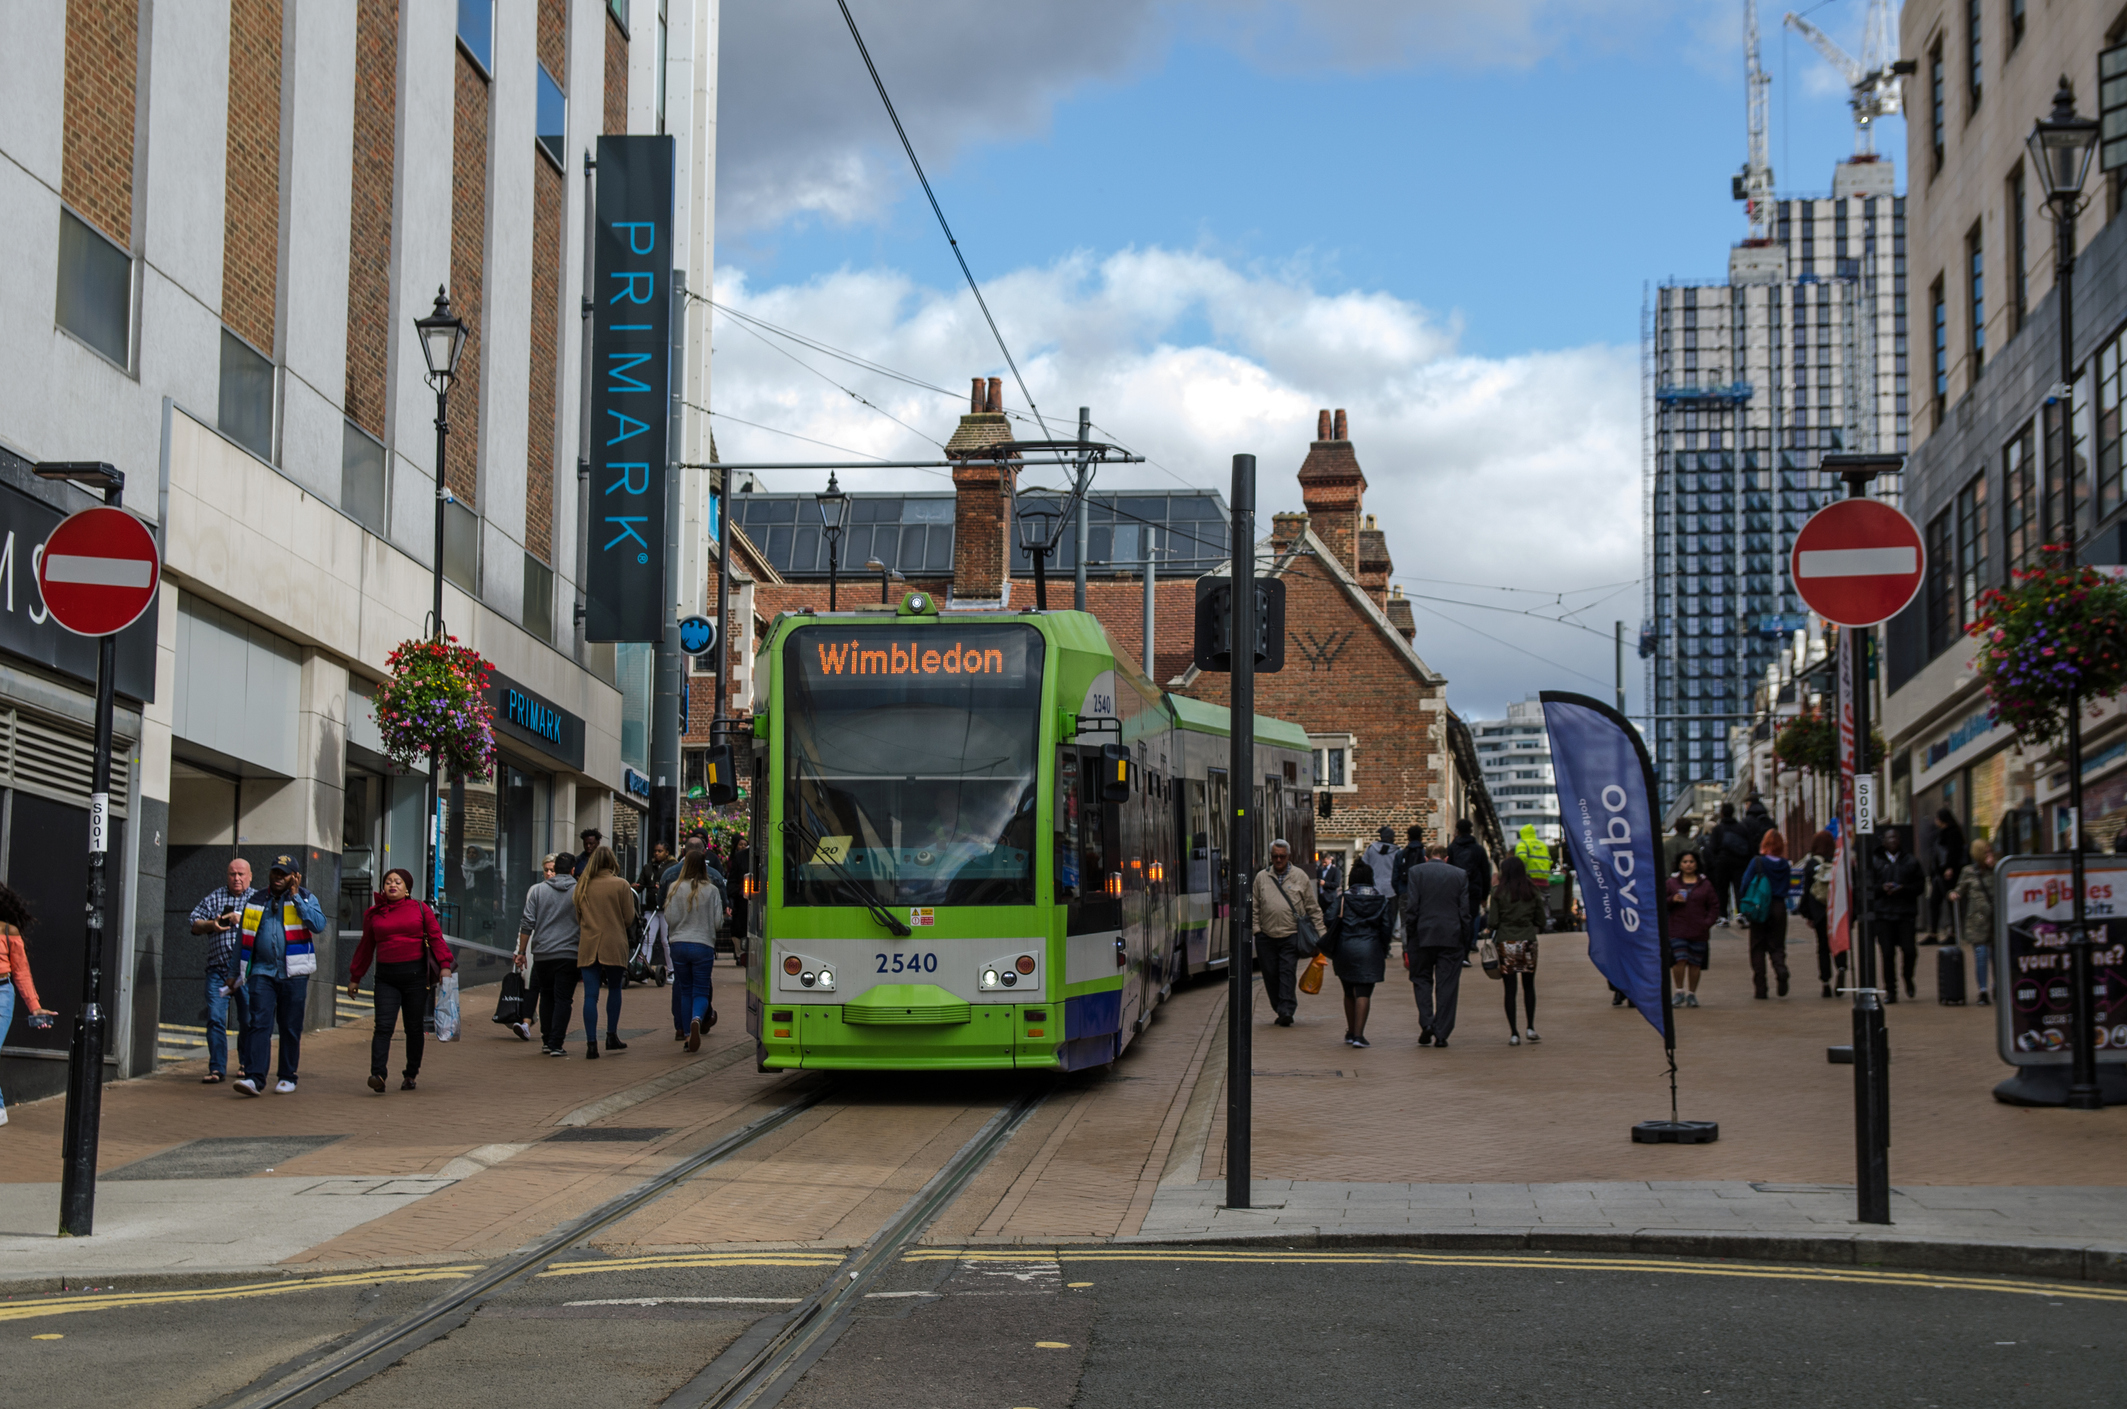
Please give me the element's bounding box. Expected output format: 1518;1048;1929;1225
1192;577;1285;673
704;745;738;806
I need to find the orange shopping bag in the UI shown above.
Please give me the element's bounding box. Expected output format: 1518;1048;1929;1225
1297;953;1327;995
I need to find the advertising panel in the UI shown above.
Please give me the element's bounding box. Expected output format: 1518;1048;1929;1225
1994;855;2127;1066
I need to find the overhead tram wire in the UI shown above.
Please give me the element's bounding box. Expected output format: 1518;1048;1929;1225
836;0;1052;441
689;404;955;476
710;311;947;451
1401;596;1616;690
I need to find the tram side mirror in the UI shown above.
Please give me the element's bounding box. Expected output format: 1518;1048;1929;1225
704;745;738;806
1099;743;1131;803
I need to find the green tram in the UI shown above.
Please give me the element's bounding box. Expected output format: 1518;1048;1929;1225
741;592;1314;1071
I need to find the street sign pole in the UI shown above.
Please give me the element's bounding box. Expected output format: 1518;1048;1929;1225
56;478;127;1238
1226;453;1255;1212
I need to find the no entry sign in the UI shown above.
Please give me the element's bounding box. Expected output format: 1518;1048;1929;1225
1789;498;1924;628
38;506;161;637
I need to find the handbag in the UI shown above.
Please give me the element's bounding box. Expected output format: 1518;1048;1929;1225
1298;953;1327;995
1477;935;1502;978
1265;870;1323;957
491;970;530;1026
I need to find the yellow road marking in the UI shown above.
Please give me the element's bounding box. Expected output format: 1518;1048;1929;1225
909;1247;2127;1304
535;1254;845;1277
0;1265;485;1324
1035;1341;1071;1348
31;1333;62;1340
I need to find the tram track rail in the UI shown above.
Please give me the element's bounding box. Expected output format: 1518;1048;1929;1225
218;1078;1048;1409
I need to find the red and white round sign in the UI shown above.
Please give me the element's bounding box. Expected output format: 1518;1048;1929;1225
37;506;161;637
1789;498;1925;628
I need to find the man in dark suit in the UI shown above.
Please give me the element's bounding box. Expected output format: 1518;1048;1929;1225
1870;826;1926;1002
1404;841;1470;1047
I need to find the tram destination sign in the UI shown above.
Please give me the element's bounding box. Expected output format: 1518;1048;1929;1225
795;623;1038;687
1994;854;2127;1068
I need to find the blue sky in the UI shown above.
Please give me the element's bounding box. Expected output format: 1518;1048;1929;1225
710;0;1907;717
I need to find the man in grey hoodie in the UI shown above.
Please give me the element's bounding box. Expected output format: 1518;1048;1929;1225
515;853;583;1056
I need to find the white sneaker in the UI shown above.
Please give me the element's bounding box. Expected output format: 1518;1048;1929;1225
1684;992;1701;1008
233;1078;260;1097
0;1106;9;1125
1508;1033;1521;1046
1673;990;1687;1006
274;1079;297;1094
1525;1028;1541;1043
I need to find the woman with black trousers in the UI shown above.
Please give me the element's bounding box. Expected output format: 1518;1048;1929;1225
349;868;454;1092
1738;830;1794;999
1325;859;1394;1048
1486;855;1547;1045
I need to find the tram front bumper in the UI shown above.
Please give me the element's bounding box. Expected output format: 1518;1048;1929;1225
756;1001;1060;1070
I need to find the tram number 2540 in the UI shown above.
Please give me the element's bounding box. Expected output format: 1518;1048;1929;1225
876;952;939;974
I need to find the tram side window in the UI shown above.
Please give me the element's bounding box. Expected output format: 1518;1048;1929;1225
1184;779;1210;894
1207;768;1228;896
1056;749;1081;901
1068;744;1123;934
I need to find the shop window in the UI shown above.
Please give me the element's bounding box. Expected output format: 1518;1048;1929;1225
218;328;275;462
56;208;130;367
342;421;387;534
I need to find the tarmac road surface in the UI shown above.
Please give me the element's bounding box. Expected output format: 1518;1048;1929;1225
10;1245;2121;1408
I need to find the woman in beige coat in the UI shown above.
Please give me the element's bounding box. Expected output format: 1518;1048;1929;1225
573;845;639;1059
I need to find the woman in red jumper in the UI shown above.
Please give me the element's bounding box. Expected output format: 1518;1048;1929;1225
348;869;452;1092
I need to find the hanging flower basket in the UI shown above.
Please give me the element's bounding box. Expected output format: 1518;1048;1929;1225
1970;546;2127;749
1772;710;1883;775
372;636;498;779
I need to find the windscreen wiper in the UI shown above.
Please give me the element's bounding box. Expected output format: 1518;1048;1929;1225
780;818;913;937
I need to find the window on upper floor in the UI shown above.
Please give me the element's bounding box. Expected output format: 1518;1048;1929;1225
2009;164;2028;335
444;497;481;594
56;208;130;369
1931;277;1949;430
2099;329;2124;522
219;328;275;462
524;553;554;643
2007;0;2023;52
1966;0;1982;113
537;63;566;171
2004;420;2039;569
458;0;493;76
341;421;387;534
1930;41;1946;173
1309;734;1356;792
1967;221;1985;373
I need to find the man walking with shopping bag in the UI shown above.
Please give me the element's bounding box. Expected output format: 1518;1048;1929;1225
1252;838;1325;1028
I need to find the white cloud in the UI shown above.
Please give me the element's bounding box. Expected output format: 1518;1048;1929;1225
708;249;1641;716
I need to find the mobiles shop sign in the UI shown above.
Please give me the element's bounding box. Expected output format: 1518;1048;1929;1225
584;134;674;643
1995;854;2127;1067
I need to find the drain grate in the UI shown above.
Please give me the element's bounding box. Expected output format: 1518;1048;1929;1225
107;1134;349;1180
546;1126;672;1143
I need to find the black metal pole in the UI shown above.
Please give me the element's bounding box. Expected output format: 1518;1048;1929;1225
714;466;731;745
1840;468;1891;1223
827;534;839;612
2051;196;2101;1110
1225;453;1255;1210
58;478;123;1237
1032;546;1048;611
428;383;449;905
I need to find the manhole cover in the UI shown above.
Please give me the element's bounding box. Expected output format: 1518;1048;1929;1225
107;1134;349;1180
547;1127;672;1143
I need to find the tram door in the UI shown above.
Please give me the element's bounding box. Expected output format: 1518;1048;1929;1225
1206;768;1228;965
1183;777;1210;973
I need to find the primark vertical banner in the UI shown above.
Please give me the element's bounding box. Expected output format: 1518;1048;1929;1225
1540;691;1673;1045
587;134;674;642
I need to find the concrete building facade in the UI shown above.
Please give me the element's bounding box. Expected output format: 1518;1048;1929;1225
1469;699;1560;843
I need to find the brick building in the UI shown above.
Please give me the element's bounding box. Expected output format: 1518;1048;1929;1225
727;394;1503;871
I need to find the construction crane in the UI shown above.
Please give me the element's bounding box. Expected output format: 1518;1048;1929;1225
1732;0;1776;241
1782;0;1916;157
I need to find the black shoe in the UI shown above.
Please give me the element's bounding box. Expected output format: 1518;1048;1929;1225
1433;1038;1448;1048
1754;991;1768;1000
367;1074;386;1093
400;1075;417;1091
1350;1034;1370;1049
1906;982;1917;999
605;1035;628;1051
1978;990;1992;1006
1611;991;1626;1006
1273;1014;1293;1027
1822;983;1833;998
1777;976;1790;998
1884;992;1898;1004
586;1041;600;1059
1418;1030;1434;1047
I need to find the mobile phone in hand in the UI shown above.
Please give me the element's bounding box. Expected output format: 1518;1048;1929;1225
29;1012;54;1030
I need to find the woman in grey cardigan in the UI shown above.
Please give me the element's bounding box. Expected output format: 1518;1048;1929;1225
665;842;724;1050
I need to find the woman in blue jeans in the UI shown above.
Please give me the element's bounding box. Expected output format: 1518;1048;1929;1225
664;843;722;1051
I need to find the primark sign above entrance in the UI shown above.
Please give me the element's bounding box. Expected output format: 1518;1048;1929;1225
485;670;585;772
0;471;154;701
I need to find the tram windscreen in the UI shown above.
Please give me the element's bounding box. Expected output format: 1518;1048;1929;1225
782;623;1044;908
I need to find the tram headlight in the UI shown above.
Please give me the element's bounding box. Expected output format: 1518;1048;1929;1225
816;968;834;991
800;970;816;987
1001;970;1017;987
981;968;1000;989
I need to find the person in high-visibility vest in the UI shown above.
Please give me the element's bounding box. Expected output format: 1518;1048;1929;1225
1514;824;1552;888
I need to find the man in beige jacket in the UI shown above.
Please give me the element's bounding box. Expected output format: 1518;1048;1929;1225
1253;838;1327;1027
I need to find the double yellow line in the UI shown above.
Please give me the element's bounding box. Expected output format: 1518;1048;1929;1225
0;1265;484;1325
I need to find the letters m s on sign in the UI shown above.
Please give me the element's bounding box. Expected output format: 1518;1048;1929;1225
585;135;674;643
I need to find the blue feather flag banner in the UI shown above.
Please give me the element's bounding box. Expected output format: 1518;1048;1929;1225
1539;692;1674;1047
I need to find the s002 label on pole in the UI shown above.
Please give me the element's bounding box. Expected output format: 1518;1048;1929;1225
1854;773;1876;834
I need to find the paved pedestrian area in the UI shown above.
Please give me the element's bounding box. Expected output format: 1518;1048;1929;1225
0;924;2122;1278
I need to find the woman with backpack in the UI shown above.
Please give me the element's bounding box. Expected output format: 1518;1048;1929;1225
1738;830;1793;999
1325;859;1394;1048
665;842;723;1051
1486;855;1546;1045
1797;829;1844;998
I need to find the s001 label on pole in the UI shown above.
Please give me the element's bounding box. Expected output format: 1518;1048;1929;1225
1854;773;1876;834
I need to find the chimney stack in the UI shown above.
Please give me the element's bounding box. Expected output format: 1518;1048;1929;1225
1316;409;1331;441
970;377;984;412
1296;402;1367;574
946;372;1019;602
1332;409;1347;441
986;377;1002;413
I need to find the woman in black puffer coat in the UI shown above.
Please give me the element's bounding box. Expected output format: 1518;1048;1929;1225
1326;859;1395;1049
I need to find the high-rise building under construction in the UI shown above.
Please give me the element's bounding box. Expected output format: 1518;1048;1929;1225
1643;155;1908;805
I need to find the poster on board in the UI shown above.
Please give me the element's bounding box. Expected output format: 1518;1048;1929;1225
1994;855;2127;1066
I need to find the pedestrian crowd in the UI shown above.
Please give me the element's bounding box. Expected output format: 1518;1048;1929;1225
171;823;741;1099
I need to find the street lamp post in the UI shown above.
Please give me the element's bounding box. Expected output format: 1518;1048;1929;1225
1017;504;1059;610
816;472;850;610
864;556;904;605
414;288;467;907
2026;77;2102;1109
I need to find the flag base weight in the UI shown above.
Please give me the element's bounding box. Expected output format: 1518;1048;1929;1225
1827;1045;1854;1064
1992;1067;2127;1107
1631;1119;1718;1144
